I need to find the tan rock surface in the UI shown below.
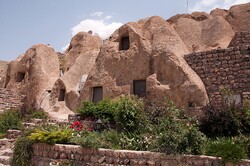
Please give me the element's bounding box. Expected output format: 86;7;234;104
80;16;209;108
0;60;8;88
38;33;101;120
64;32;101;70
226;2;250;32
5;44;60;111
168;11;234;52
2;2;249;119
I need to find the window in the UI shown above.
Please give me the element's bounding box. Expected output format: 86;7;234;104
119;36;130;50
92;86;103;104
58;89;66;101
188;102;195;108
133;80;146;97
16;72;25;82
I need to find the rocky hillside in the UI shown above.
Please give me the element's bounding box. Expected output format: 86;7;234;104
0;2;249;120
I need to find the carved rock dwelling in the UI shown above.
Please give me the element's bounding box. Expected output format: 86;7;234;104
0;3;249;120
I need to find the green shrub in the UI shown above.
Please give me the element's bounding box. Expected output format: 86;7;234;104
119;132;153;151
148;100;206;155
77;99;117;127
29;128;72;144
12;136;33;166
101;130;121;149
71;131;105;148
200;89;250;138
205;138;248;164
0;110;22;134
71;130;122;149
24;108;48;120
233;135;250;159
115;95;147;133
199;105;241;137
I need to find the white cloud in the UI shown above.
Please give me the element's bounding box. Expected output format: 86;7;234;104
61;12;123;51
61;44;69;51
105;15;113;20
90;11;104;17
191;0;250;12
71;19;123;39
223;0;250;8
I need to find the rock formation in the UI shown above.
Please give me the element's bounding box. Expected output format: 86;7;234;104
79;16;209;108
0;2;249;120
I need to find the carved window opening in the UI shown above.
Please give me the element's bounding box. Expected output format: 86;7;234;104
58;89;66;101
119;36;130;50
16;72;25;82
133;80;146;98
92;86;103;104
188;102;195;108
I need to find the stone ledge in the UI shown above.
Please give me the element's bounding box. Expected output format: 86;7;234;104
31;143;250;166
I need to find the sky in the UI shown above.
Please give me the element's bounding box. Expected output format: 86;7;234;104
0;0;249;61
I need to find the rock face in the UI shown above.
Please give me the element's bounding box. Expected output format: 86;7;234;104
64;32;101;70
167;11;234;52
225;3;250;32
39;32;101;120
1;2;250;119
0;61;8;88
80;16;209;108
4;44;60;110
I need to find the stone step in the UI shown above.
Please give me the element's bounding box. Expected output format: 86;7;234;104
0;139;15;150
6;130;22;139
0;149;13;157
0;156;10;165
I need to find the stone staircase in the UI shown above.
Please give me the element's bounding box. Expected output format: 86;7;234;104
0;118;67;165
0;88;23;112
0;137;15;166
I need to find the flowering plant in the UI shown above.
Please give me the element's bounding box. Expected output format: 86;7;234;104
69;121;91;137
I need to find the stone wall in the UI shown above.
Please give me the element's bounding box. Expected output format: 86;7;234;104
228;31;250;47
184;45;250;107
31;143;250;166
0;88;23;111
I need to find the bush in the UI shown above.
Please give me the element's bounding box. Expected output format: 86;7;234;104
205;138;248;164
0;110;22;134
233;135;250;159
71;131;105;148
12;136;33;166
77;99;117;127
199;104;241;137
29;128;72;144
115;95;147;133
24;108;48;120
119;132;153;151
148;101;206;155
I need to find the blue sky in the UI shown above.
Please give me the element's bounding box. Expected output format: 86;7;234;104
0;0;249;61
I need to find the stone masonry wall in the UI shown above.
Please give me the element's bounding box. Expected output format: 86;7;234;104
0;88;23;111
31;143;250;166
185;46;250;107
228;31;250;47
